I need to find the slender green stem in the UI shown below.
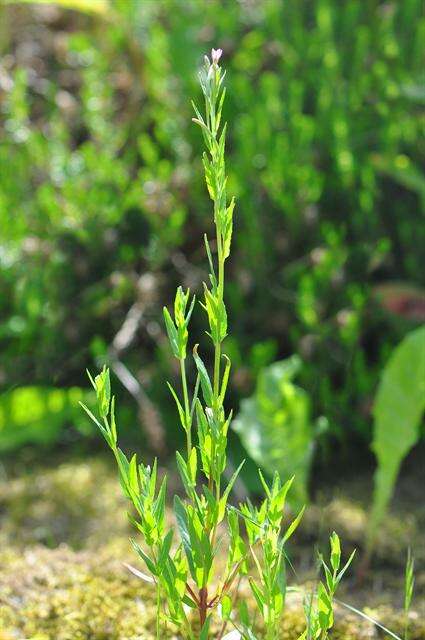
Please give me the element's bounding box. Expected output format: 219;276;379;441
180;357;191;458
183;613;196;640
156;582;161;640
213;211;224;403
218;248;224;300
213;342;221;406
217;574;243;640
266;626;275;640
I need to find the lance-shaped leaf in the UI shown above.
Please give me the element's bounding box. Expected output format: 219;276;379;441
163;307;180;358
174;496;196;581
217;460;245;523
201;284;228;344
167;382;188;431
222;196;235;259
193;345;214;407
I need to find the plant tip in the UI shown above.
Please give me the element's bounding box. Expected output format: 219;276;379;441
211;48;223;64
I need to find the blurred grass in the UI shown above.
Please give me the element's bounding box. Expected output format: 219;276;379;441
0;0;423;461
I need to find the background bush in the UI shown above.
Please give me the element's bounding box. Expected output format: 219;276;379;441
1;0;424;464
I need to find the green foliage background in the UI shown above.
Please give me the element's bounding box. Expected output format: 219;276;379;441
0;0;424;462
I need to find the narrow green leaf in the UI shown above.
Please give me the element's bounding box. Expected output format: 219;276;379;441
173;496;196;580
188;446;197;484
218;460;245;523
128;453;138;493
249;577;265;613
163;307;180;358
200;616;211;640
336;549;356;587
282;505;305;544
330;531;341;573
176;451;194;498
167;382;187;430
153;476;167;528
220;593;232;620
204;234;217;287
130;539;158;576
109;396;117;445
219;354;231;404
193;345;214;406
158;529;174;568
86;369;97;391
79;401;102;431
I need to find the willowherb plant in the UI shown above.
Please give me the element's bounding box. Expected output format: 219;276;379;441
298;532;355;640
404;549;415;640
81;51;359;640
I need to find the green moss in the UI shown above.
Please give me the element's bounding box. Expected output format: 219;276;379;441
0;544;157;639
1;458;424;638
0;459;130;549
1;543;424;639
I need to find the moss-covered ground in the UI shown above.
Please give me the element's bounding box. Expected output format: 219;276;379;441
0;454;423;639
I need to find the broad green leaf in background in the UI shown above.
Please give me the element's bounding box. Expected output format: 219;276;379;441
0;386;95;452
367;325;425;549
232;356;314;507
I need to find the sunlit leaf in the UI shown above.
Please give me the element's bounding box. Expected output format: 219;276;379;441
232;356;314;506
368;325;425;547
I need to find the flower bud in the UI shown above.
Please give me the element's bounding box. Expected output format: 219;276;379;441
211;48;223;64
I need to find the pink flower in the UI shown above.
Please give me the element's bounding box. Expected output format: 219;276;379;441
211;48;223;64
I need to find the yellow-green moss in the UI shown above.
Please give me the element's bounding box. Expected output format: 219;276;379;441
0;459;130;549
1;543;424;639
1;458;424;638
